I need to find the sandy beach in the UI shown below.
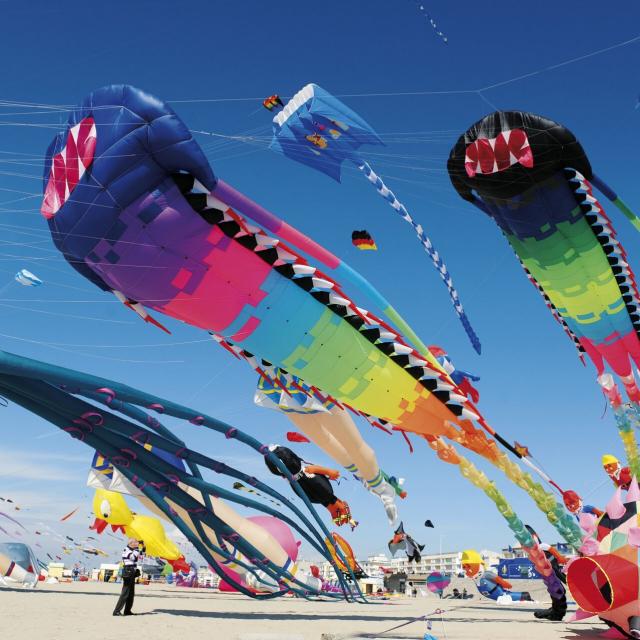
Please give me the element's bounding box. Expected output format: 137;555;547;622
0;581;609;640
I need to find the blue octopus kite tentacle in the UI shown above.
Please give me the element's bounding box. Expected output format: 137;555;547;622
0;349;364;584
73;386;346;564
16;376;332;558
77;388;307;528
358;161;481;353
0;377;353;600
74;388;214;512
0;380;282;598
0;352;365;599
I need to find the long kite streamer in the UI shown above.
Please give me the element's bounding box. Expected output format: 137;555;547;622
269;83;480;353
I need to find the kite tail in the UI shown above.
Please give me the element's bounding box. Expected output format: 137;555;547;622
490;449;582;549
358;161;481;354
442;423;582;547
613;404;640;478
411;0;449;44
429;435;581;550
427;440;565;602
591;174;640;234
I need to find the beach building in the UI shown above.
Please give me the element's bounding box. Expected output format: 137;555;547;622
315;549;502;589
47;562;65;579
197;566;218;587
501;542;573;559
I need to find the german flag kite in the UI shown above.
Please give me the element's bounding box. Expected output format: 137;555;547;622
351;230;377;251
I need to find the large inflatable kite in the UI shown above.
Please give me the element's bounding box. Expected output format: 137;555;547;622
89;488;191;573
0;542;39;588
448;111;640;408
38;85;573;519
448;111;640;516
37;87;583;606
567;480;640;637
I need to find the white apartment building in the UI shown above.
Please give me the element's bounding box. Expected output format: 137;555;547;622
315;549;501;582
197;565;219;587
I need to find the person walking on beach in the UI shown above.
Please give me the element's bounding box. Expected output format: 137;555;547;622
113;538;141;616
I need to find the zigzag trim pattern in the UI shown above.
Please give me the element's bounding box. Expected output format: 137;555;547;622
565;168;640;343
184;189;479;425
513;239;587;361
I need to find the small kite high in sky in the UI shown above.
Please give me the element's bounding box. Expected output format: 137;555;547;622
351;229;377;251
60;506;79;522
15;269;42;287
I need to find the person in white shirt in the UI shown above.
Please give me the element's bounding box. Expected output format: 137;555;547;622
113;538;142;616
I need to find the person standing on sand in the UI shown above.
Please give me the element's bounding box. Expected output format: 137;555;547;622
113;538;142;616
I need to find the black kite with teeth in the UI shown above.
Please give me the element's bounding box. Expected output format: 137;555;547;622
448;111;591;201
448;110;640;406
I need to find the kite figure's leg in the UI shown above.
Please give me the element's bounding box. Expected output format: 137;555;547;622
288;408;399;523
357;160;481;354
287;411;352;468
0;552;31;586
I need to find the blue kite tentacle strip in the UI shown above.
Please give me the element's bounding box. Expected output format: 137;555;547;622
0;349;365;592
0;377;355;600
0;354;365;600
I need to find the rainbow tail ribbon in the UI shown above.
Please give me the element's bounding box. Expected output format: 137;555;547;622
427;438;566;602
613;404;640;478
434;425;583;548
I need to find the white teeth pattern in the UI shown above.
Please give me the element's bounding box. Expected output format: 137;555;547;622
244;222;262;235
461;408;480;421
255;235;279;247
570;169;640;330
419;370;442;380
393;344;413;356
407;355;428;368
292;264;316;276
311;277;334;290
206;194;228;210
274;248;296;263
328;293;350;307
209;202;472;428
464;130;531;175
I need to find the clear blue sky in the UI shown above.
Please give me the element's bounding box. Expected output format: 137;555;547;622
1;0;639;565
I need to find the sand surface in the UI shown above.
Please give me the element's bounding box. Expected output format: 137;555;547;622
0;580;611;640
